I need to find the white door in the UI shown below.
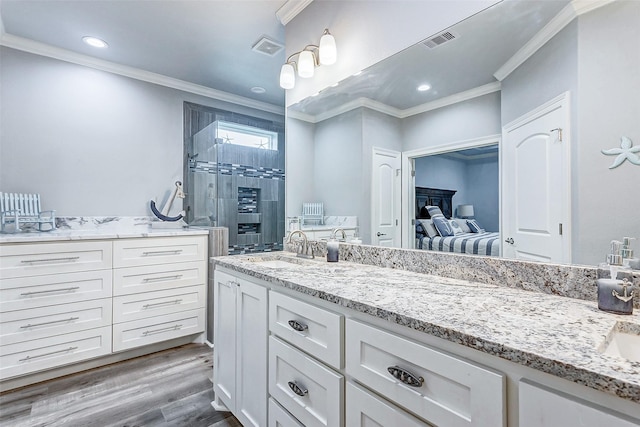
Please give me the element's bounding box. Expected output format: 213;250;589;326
372;147;401;247
502;93;570;263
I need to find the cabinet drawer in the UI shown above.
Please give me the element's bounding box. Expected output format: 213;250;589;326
0;241;112;279
269;336;343;427
346;320;505;427
270;291;343;369
112;308;205;352
346;381;431;427
0;298;112;345
269;397;304;427
113;236;206;268
0;326;111;380
0;270;112;313
113;261;205;296
113;285;205;323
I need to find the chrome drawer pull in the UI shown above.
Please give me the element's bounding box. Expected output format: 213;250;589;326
21;317;80;328
143;299;183;308
142;324;182;335
19;346;78;362
142;274;182;283
387;366;424;387
287;381;308;397
21;256;80;264
21;286;80;296
141;250;183;256
287;320;308;332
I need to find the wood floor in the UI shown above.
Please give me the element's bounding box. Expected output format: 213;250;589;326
0;344;241;427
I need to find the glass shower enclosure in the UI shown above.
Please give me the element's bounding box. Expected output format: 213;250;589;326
185;120;285;255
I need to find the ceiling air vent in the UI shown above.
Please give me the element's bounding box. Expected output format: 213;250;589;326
252;36;284;57
422;31;458;49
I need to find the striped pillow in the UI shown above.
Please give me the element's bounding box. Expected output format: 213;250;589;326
467;219;484;233
418;219;439;238
426;205;444;218
433;216;454;237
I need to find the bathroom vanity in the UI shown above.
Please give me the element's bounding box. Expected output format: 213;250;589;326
212;246;640;427
0;222;209;390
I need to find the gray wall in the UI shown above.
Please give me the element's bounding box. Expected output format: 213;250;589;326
415;156;469;212
402;92;502;152
0;47;283;217
575;1;640;265
284;117;315;218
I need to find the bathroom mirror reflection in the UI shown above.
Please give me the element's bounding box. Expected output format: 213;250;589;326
285;0;640;266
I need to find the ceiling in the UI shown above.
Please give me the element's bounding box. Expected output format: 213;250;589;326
290;0;571;118
0;0;289;108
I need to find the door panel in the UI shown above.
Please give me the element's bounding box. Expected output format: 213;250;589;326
372;148;401;247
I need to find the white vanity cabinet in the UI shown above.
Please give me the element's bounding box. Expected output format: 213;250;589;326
112;237;207;351
0;241;113;380
519;380;639;427
346;319;505;427
213;268;268;427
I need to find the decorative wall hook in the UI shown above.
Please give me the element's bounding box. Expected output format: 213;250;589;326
601;136;640;169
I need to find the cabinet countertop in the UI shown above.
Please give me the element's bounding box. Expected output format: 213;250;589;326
0;228;209;244
212;252;640;405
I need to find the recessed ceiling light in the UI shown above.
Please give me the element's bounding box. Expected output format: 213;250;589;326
417;84;431;92
82;36;108;48
251;86;266;94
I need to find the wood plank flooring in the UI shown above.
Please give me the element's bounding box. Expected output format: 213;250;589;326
0;344;241;427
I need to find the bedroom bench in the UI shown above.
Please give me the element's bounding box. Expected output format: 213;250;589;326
0;192;56;232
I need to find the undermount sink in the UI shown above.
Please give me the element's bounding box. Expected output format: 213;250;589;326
599;321;640;363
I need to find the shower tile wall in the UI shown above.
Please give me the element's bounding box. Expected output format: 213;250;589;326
189;139;285;255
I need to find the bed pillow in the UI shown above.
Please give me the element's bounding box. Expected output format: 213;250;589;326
433;216;454;237
417;219;439;238
426;205;444;218
467;219;485;233
449;219;464;235
453;217;471;233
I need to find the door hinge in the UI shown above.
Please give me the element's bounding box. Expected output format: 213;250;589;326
559;223;563;235
396;219;398;226
550;128;563;142
411;219;415;225
411;169;415;177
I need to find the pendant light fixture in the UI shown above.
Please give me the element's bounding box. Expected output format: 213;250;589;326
279;28;337;90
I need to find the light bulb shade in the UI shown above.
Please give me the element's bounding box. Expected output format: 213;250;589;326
457;204;475;218
319;32;337;65
279;63;295;89
298;50;315;78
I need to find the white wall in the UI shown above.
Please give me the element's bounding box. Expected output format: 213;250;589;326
0;47;284;217
284;0;500;106
402;92;501;152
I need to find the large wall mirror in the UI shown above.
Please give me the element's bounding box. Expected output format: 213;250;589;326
285;0;639;266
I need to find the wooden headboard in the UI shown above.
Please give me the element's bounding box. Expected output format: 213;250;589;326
415;187;457;219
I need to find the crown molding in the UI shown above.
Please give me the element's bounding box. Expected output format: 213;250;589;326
399;81;501;118
276;0;314;25
494;0;615;81
289;81;501;123
0;33;284;115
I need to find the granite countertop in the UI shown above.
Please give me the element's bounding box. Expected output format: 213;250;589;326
0;227;209;243
213;252;640;404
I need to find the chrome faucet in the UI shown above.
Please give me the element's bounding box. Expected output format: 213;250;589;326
287;230;314;259
331;228;347;241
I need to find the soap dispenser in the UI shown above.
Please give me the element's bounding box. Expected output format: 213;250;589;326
597;240;634;315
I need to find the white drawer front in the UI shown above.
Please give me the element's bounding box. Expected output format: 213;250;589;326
113;285;205;323
346;320;505;427
0;326;111;380
269;397;304;427
113;236;206;268
0;299;112;345
346;381;431;427
269;336;343;427
270;291;343;369
0;270;112;313
0;241;112;279
113;261;205;296
112;308;205;352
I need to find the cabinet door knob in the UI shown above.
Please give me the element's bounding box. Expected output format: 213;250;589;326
387;365;424;387
288;381;308;397
288;320;308;332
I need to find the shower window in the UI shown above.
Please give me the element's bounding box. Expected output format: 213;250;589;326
217;121;278;150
